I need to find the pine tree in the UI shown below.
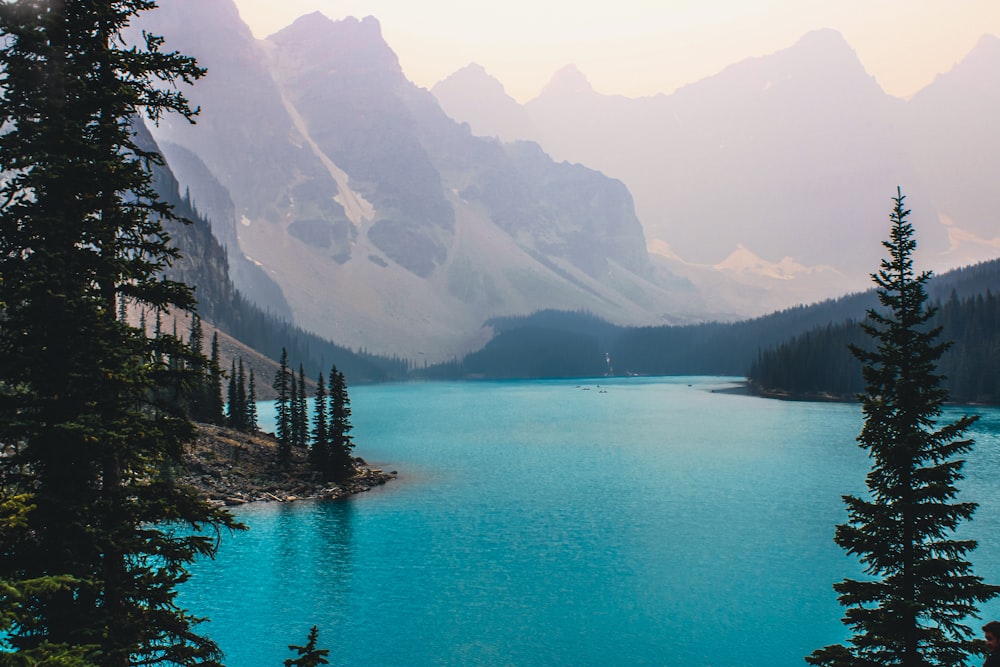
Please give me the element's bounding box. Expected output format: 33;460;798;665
227;359;239;429
273;347;292;464
208;331;225;425
296;364;309;448
154;311;163;360
808;189;999;667
289;366;301;448
236;359;248;431
247;368;259;434
310;372;329;472
187;314;210;422
328;366;355;480
283;626;330;667
0;1;240;664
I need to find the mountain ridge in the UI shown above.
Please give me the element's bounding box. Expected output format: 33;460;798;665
142;2;1000;363
434;28;1000;299
140;0;702;363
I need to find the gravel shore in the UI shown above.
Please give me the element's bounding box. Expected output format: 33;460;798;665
180;424;395;505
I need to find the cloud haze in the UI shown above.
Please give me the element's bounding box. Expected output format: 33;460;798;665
229;0;1000;101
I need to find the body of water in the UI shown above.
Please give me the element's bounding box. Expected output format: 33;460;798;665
180;377;1000;666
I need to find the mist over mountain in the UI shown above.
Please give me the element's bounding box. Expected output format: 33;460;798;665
434;29;1000;297
139;0;999;364
430;63;536;141
140;0;717;362
903;34;1000;254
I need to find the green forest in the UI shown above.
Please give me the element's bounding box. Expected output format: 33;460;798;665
0;0;997;663
417;259;1000;405
748;289;1000;403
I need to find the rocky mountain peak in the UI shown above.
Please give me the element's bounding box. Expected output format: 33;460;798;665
435;63;509;97
540;64;594;97
432;63;537;141
268;13;402;82
686;27;877;100
928;33;1000;92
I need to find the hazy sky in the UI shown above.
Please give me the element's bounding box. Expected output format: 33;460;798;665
230;0;1000;101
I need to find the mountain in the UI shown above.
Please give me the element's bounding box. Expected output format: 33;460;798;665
431;63;536;142
527;30;919;273
421;257;1000;387
435;29;1000;301
903;34;1000;259
131;117;409;384
140;2;722;362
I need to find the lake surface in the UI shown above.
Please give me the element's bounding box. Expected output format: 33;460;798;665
180;377;1000;666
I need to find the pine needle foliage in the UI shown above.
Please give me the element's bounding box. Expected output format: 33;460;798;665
273;347;292;465
327;367;355;481
283;626;330;667
807;189;999;667
0;1;241;664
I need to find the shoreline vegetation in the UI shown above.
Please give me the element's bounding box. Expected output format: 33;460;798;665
182;424;396;505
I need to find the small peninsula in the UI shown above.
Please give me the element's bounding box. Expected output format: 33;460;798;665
182;424;395;505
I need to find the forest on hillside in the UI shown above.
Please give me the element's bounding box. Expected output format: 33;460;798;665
748;289;1000;404
417;259;1000;404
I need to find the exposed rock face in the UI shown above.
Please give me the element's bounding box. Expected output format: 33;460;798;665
139;1;687;362
266;13;456;278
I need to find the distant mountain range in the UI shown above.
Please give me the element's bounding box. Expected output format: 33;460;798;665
418;257;1000;392
138;2;1000;364
434;30;1000;293
140;1;720;363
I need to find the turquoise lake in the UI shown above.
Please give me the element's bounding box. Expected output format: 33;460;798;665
180;376;1000;666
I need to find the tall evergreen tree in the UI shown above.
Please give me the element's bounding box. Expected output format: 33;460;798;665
808;189;998;667
0;1;239;664
328;366;355;480
153;311;163;361
186;314;213;423
236;359;248;431
247;368;259;434
187;315;204;360
208;331;225;425
273;347;292;464
289;367;301;447
310;372;328;471
296;364;309;448
226;359;240;429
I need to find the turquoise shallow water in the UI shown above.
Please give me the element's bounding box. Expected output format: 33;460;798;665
180;377;1000;666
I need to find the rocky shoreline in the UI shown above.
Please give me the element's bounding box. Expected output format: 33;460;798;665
180;424;396;506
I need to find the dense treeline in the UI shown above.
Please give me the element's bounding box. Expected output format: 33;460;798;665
416;292;891;380
749;290;1000;403
747;320;869;399
272;349;355;479
419;259;1000;394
